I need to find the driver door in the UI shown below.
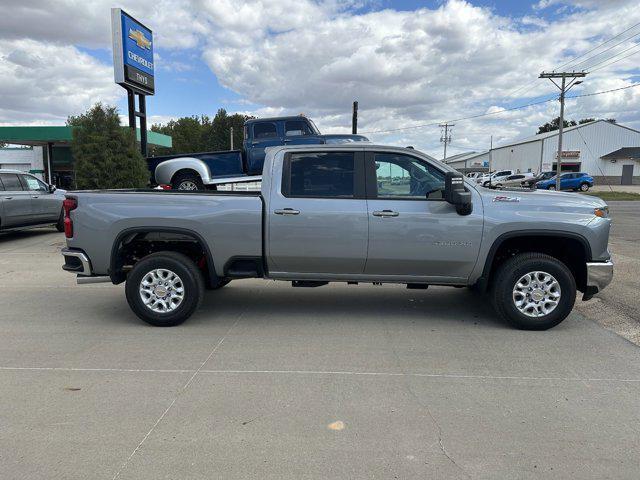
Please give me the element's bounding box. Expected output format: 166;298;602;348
364;151;483;281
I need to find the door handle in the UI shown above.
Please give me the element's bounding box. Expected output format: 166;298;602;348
4;196;12;200
31;195;39;199
274;208;300;216
372;210;399;217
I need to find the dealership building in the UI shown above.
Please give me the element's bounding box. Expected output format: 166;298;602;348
0;126;171;188
445;120;640;184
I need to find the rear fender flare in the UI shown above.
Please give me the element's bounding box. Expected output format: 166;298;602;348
154;158;212;185
109;226;218;287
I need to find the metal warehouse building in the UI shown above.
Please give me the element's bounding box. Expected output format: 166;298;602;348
446;120;640;185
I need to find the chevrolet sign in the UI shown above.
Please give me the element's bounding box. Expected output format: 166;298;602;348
111;8;155;95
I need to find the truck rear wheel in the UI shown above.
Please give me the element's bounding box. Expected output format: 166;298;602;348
125;252;204;327
491;252;576;330
173;171;204;191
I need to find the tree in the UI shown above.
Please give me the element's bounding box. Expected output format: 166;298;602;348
537;117;617;134
536;117;577;134
151;109;253;155
69;103;150;189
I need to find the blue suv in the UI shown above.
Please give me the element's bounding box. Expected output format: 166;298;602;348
536;172;594;191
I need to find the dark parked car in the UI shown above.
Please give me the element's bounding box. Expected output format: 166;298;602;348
0;169;65;232
521;171;556;188
536;172;594;191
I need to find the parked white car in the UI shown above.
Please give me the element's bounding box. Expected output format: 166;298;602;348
494;173;536;188
478;170;515;187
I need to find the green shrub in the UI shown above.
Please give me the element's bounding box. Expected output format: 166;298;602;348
69;103;149;189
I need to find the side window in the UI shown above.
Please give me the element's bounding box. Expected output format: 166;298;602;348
285;120;312;137
373;153;445;200
285;152;355;198
20;175;47;192
0;173;24;191
253;122;278;139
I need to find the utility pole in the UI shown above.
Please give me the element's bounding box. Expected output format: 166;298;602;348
352;101;358;134
488;135;493;187
439;122;454;162
539;71;586;190
230;127;234;150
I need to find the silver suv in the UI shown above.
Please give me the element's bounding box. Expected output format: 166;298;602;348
0;169;65;232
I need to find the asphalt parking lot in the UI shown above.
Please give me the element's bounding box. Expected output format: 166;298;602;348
1;206;639;479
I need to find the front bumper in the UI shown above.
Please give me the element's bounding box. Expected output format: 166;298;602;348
584;260;614;299
61;248;92;276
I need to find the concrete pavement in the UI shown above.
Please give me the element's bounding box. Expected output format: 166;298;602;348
1;227;639;479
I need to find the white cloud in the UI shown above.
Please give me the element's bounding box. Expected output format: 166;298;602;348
0;0;639;156
0;39;121;124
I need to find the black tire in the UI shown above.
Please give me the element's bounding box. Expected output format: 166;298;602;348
548;185;556;190
172;171;204;191
579;183;590;192
491;252;576;330
125;252;204;327
55;209;65;232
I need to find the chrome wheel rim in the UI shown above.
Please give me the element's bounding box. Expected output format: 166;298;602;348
580;184;588;191
512;270;561;318
139;269;185;313
178;180;198;190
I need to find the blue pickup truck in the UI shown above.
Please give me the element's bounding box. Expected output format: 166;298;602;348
147;116;369;190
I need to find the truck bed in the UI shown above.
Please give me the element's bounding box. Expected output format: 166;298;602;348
65;190;264;279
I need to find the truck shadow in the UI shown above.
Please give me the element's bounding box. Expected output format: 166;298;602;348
196;283;505;329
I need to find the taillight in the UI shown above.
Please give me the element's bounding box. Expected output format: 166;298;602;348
62;198;77;238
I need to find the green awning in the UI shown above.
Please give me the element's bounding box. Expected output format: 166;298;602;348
0;125;172;148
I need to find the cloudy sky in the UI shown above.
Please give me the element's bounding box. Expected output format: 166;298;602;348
1;0;639;158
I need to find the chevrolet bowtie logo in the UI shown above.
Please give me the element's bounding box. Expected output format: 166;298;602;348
128;28;151;50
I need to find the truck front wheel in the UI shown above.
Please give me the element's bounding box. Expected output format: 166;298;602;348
125;252;204;327
491;252;576;330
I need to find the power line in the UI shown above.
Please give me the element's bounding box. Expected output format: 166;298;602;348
568;31;640;70
555;20;640;71
588;45;640;72
503;21;640;100
361;83;640;135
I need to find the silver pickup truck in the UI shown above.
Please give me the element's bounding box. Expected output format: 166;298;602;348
61;144;613;330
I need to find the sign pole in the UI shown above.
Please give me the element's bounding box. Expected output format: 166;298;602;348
138;93;147;156
127;88;136;130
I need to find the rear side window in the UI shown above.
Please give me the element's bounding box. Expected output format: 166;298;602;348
285;120;312;137
0;173;23;191
284;152;355;198
253;122;278;139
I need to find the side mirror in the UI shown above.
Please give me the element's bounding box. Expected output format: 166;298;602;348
49;184;57;193
444;172;472;215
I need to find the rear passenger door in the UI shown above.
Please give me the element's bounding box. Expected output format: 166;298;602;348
0;173;34;227
267;150;368;275
19;174;60;222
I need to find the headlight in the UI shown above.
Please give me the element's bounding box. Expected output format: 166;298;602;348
594;207;609;218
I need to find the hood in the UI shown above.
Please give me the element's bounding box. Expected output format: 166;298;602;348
474;184;607;210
